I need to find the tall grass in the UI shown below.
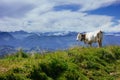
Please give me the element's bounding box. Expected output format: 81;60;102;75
0;46;120;80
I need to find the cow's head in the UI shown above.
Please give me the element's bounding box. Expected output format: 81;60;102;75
76;33;85;41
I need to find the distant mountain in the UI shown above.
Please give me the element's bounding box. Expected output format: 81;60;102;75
0;32;16;46
0;30;120;56
25;33;40;39
20;33;41;48
39;31;78;36
104;32;120;36
9;30;33;40
10;30;28;34
0;45;16;56
0;32;14;41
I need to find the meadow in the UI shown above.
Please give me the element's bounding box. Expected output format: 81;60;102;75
0;46;120;80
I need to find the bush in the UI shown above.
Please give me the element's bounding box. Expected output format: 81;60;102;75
0;73;29;80
96;49;116;63
15;49;29;58
30;58;68;80
30;67;48;80
0;46;120;80
64;63;88;80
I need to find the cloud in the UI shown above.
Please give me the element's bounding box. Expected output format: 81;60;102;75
47;0;118;11
78;0;118;11
23;11;115;32
0;0;35;18
0;0;120;32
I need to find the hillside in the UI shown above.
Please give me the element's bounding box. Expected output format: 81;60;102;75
0;46;120;80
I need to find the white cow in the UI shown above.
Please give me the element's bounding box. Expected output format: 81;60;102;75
76;30;103;47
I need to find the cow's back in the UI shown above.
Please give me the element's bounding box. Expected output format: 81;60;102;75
85;30;102;42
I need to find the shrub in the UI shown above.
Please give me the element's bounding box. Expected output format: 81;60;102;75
64;63;88;80
96;49;116;63
40;58;68;79
110;46;120;59
15;49;29;58
29;58;68;80
1;46;120;80
30;68;48;80
0;73;29;80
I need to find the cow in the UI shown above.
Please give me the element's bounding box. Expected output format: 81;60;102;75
76;30;103;47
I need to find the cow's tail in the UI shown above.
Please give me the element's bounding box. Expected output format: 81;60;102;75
100;30;103;33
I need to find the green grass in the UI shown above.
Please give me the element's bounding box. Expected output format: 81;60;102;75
0;46;120;80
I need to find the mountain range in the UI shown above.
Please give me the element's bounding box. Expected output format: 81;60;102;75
0;30;120;56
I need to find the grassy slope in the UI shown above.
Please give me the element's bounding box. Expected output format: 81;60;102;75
0;46;120;80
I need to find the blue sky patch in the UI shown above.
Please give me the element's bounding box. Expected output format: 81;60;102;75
87;4;120;19
54;4;80;11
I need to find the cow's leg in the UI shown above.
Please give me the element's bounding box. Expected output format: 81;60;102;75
89;43;92;47
98;39;102;48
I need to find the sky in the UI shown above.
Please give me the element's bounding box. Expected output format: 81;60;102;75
0;0;120;32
